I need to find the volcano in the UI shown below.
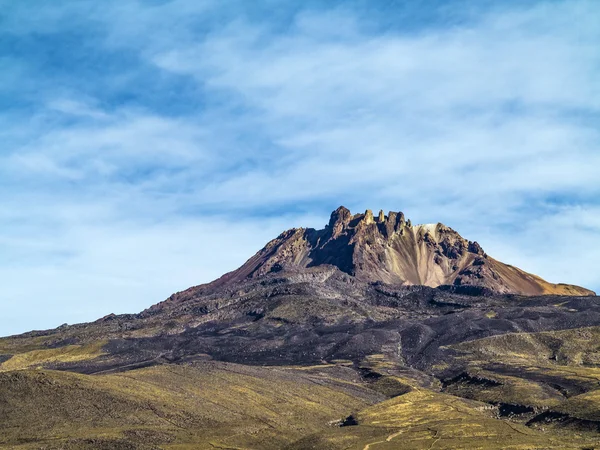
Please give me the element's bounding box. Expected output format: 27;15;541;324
208;206;593;296
1;207;598;450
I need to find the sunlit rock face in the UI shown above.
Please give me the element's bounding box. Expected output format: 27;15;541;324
208;206;594;296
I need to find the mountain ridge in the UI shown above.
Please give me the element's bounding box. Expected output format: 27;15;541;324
203;206;594;297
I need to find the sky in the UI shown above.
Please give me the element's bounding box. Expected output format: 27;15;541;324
1;0;599;337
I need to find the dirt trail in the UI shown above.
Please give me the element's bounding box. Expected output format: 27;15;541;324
362;430;403;450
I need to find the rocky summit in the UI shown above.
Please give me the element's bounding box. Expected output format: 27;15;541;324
209;206;594;296
1;207;600;450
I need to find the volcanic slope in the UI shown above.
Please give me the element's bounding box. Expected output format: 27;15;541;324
1;207;599;449
207;206;594;296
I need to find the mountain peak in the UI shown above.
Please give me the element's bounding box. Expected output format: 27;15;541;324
210;207;593;296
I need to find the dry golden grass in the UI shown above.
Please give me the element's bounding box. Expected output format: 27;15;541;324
0;341;107;371
0;361;382;450
289;383;594;449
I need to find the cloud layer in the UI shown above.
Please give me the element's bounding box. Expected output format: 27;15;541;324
1;0;599;336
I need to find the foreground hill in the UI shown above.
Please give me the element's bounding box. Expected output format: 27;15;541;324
1;207;598;449
3;363;595;450
0;362;383;449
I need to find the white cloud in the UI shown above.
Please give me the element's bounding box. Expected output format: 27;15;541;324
2;106;212;184
46;99;110;120
147;0;600;212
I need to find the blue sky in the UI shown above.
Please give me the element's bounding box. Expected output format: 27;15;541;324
1;0;599;336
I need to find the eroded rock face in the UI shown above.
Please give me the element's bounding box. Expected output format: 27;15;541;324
209;206;594;296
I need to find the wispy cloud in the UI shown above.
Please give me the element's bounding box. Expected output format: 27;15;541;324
1;0;599;336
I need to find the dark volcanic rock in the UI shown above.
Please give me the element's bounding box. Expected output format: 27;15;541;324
16;266;599;376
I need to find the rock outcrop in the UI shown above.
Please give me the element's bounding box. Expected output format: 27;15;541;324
210;206;594;296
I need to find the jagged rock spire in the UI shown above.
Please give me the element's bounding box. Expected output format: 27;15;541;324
328;206;352;237
328;206;351;227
